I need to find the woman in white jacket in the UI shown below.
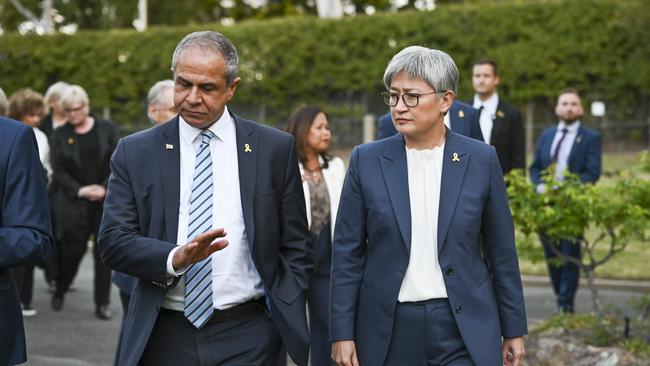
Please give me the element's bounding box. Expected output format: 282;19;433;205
287;106;345;366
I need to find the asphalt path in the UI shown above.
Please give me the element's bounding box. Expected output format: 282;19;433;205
21;250;648;365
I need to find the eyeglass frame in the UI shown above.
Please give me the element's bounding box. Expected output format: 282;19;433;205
380;90;448;108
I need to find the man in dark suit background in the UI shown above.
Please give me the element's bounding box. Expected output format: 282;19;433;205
471;59;525;175
98;31;312;365
376;100;483;141
529;88;602;313
0;117;53;365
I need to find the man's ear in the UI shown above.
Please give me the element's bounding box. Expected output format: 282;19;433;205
227;77;241;101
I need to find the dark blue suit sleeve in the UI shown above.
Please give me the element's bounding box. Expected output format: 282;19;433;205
579;133;602;183
330;146;367;341
98;139;176;286
278;136;313;291
0;125;52;267
481;148;527;337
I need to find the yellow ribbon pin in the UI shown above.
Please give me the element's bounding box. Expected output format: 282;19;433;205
244;143;252;153
458;110;465;118
496;110;505;118
165;144;174;150
67;137;74;145
452;153;460;162
576;136;582;144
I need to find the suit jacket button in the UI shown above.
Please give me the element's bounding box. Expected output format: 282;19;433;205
446;268;454;276
455;305;462;313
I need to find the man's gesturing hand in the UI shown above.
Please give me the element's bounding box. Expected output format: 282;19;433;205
172;228;229;271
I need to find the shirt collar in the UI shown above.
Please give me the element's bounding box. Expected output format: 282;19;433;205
556;120;581;133
179;106;234;146
473;92;499;114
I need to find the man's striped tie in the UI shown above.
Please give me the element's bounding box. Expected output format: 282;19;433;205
184;130;215;328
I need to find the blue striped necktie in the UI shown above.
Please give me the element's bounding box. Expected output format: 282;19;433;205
184;130;216;328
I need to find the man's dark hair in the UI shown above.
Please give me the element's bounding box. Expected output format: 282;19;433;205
558;87;581;99
472;59;499;76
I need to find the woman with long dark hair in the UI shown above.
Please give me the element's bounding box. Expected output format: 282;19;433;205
286;106;345;366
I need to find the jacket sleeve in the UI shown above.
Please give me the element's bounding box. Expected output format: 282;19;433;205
579;133;602;184
277;136;313;291
97;138;176;287
0;126;53;267
510;108;526;170
482;148;528;337
330;146;367;341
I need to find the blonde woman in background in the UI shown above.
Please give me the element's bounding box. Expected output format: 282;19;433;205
286;106;345;366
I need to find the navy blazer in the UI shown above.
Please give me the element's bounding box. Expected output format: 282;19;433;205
330;131;527;365
98;114;312;366
0;118;53;365
376;101;483;142
529;125;602;185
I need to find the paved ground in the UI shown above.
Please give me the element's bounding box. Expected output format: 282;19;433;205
22;250;649;365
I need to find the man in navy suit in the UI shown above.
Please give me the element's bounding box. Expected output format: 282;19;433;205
0;117;53;365
376;101;483;141
98;31;312;365
330;46;527;366
529;88;601;313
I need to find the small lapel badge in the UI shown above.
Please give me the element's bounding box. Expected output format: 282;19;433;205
244;143;253;153
576;135;583;144
452;152;461;162
165;144;174;150
458;110;465;118
67;137;74;145
496;110;505;118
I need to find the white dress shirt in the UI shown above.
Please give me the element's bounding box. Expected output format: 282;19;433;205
473;93;499;144
550;120;580;181
398;144;448;302
163;107;264;311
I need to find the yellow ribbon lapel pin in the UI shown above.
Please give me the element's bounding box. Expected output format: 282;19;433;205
458;110;465;118
244;143;253;153
165;144;174;150
496;110;505;118
452;153;461;162
67;137;74;145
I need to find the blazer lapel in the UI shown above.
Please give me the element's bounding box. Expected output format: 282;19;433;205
438;131;470;253
490;101;507;145
379;135;412;254
234;114;257;250
158;118;181;243
567;127;584;167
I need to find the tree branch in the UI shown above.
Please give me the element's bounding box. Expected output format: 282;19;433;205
9;0;39;23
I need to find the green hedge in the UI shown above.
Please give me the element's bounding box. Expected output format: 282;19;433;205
0;0;648;131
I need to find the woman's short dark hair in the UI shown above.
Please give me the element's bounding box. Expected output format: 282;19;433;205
286;105;330;169
8;88;45;121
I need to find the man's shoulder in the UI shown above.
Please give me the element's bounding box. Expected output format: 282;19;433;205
234;115;292;143
0;117;30;139
497;99;521;116
579;125;601;139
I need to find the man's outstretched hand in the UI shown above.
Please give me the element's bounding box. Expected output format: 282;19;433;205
172;228;229;271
